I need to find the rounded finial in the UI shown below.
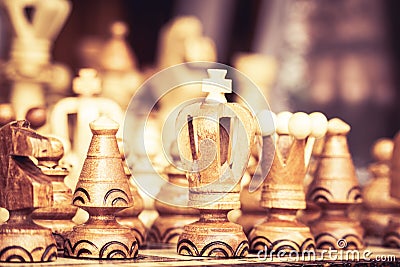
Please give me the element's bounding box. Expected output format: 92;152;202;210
110;21;128;37
371;138;393;162
309;112;328;138
26;107;47;129
327;118;351;135
73;68;102;96
288;112;311;139
0;104;15;127
89;116;119;134
256;110;276;136
276;111;293;135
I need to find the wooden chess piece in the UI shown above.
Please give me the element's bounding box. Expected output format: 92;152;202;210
64;116;138;259
51;68;124;189
0;120;57;262
32;136;77;253
1;0;71;119
383;132;400;247
176;69;255;257
148;141;199;244
99;21;142;109
308;118;364;249
363;139;400;238
249;111;327;253
116;138;147;247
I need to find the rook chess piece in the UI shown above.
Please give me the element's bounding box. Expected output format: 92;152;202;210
308;118;364;249
64;116;138;259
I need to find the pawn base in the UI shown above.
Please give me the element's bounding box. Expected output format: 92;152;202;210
117;216;147;247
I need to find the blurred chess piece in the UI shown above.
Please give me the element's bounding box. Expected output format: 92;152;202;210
0;120;57;262
51;68;124;189
1;0;72;119
249;111;327;253
308;118;364;249
64;117;138;259
363;138;400;238
176;69;255;257
99;21;142;109
148;141;199;244
116;138;147;247
32;137;77;253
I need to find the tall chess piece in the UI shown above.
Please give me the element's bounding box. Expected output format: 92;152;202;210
64;117;138;259
0;120;57;262
308;118;364;249
1;0;71;119
32;137;77;253
363;139;400;237
249;111;327;253
176;69;255;257
383;132;400;247
148;141;199;244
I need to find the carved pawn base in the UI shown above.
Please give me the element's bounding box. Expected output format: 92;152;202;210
149;215;198;244
117;216;147;247
249;209;315;253
310;207;364;250
383;215;400;247
177;210;248;258
0;210;57;262
64;210;138;259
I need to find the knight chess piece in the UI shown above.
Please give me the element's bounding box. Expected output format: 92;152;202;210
64;117;138;259
148;141;199;244
363;138;400;238
308;118;364;249
176;69;255;257
0;120;57;262
249;111;327;253
32;136;77;253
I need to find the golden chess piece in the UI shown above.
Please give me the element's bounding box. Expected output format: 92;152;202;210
64;117;138;259
308;118;364;250
148;141;199;244
176;69;255;257
0;120;58;262
249;111;327;253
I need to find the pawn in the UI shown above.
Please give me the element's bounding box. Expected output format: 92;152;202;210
363;139;400;238
148;141;199;244
64;117;138;259
308;118;364;249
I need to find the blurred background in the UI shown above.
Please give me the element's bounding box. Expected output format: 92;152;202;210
0;0;400;173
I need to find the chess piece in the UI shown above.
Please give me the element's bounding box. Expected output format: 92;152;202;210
176;69;255;257
308;118;364;249
32;136;77;253
64;117;138;259
148;141;199;244
363;139;400;238
99;21;142;109
116;138;147;247
249;111;327;253
383;132;400;247
0;120;57;262
1;0;71;119
51;68;124;189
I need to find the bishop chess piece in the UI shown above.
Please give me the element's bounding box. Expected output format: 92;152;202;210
175;69;255;257
363;138;400;237
148;141;199;244
249;111;327;253
116;138;147;247
1;0;71;119
308;118;364;249
64;117;138;259
0;120;57;262
32;136;77;253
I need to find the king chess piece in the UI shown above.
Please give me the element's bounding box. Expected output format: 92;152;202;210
64;117;138;259
249;111;327;253
176;69;255;257
363;139;400;238
308;118;364;249
148;141;199;244
0;120;58;262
